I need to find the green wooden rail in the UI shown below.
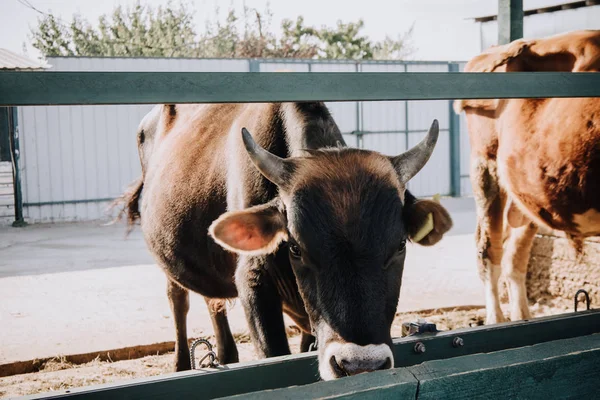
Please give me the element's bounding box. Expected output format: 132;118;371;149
230;333;600;400
17;310;600;400
1;71;600;105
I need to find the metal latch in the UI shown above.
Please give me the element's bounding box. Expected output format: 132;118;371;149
401;318;440;337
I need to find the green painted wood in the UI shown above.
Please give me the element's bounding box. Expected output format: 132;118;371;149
9;106;25;226
16;310;600;400
19;354;319;400
498;0;524;45
1;71;600;106
448;63;461;197
221;334;600;400
221;368;418;400
411;333;600;399
392;309;600;367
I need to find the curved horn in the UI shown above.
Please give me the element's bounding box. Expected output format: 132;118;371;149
241;127;291;188
390;119;439;184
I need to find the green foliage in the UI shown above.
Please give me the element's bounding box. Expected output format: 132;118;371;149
30;1;413;60
30;13;73;56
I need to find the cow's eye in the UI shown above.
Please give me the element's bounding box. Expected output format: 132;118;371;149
289;243;302;259
398;238;407;252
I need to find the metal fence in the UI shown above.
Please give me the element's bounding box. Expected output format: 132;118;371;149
2;68;600;398
11;57;467;223
4;63;600;224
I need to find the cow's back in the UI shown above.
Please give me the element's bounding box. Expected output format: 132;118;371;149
459;30;600;236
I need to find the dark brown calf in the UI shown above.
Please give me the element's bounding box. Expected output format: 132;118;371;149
114;102;452;379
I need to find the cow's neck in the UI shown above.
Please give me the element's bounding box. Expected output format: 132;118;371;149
280;103;345;157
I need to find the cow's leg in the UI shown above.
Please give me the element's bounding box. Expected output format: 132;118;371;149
167;278;191;371
204;297;239;364
235;255;290;358
300;332;317;352
502;222;537;321
471;158;506;324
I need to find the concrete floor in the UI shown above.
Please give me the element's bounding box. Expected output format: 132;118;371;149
0;197;483;365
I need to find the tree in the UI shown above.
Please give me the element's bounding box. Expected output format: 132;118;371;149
30;13;73;56
29;1;414;60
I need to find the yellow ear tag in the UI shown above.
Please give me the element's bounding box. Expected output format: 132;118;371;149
412;213;434;243
411;194;440;242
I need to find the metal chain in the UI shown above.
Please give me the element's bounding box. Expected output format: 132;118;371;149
189;338;220;369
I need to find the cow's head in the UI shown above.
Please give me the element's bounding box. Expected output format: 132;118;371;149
209;120;452;380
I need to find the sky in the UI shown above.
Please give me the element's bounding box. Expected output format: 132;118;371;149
1;0;571;62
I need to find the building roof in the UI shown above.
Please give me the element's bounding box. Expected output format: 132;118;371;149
0;48;50;70
473;0;600;23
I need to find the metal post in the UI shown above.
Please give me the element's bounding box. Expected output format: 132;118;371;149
498;0;523;45
249;59;260;73
448;63;461;198
404;63;410;190
355;62;362;149
8;107;26;227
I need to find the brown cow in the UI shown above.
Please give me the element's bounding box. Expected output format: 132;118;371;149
113;101;452;380
455;30;600;324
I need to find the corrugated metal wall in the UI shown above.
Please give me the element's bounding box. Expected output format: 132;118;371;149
17;57;468;223
479;4;600;50
18;58;249;222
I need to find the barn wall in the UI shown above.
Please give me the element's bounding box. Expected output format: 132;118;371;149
18;57;467;223
18;58;249;222
479;5;600;50
0;162;14;225
527;232;600;308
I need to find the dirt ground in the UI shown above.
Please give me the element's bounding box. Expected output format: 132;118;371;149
0;297;573;399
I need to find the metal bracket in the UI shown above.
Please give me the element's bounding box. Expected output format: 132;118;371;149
401;318;440;337
190;338;220;369
574;289;591;312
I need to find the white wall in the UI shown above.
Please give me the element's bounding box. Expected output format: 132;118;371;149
18;57;462;223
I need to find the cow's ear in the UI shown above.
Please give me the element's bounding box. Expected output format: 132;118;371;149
405;196;453;246
209;203;288;255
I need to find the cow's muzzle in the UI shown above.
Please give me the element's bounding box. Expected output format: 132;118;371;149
319;341;394;380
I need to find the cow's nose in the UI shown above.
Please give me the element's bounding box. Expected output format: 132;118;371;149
320;342;395;380
330;354;392;376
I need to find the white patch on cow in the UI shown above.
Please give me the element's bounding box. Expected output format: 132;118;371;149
573;209;600;236
319;342;394;381
225;121;247;211
137;105;163;173
482;260;506;324
502;223;537;322
506;270;531;321
280;103;306;157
